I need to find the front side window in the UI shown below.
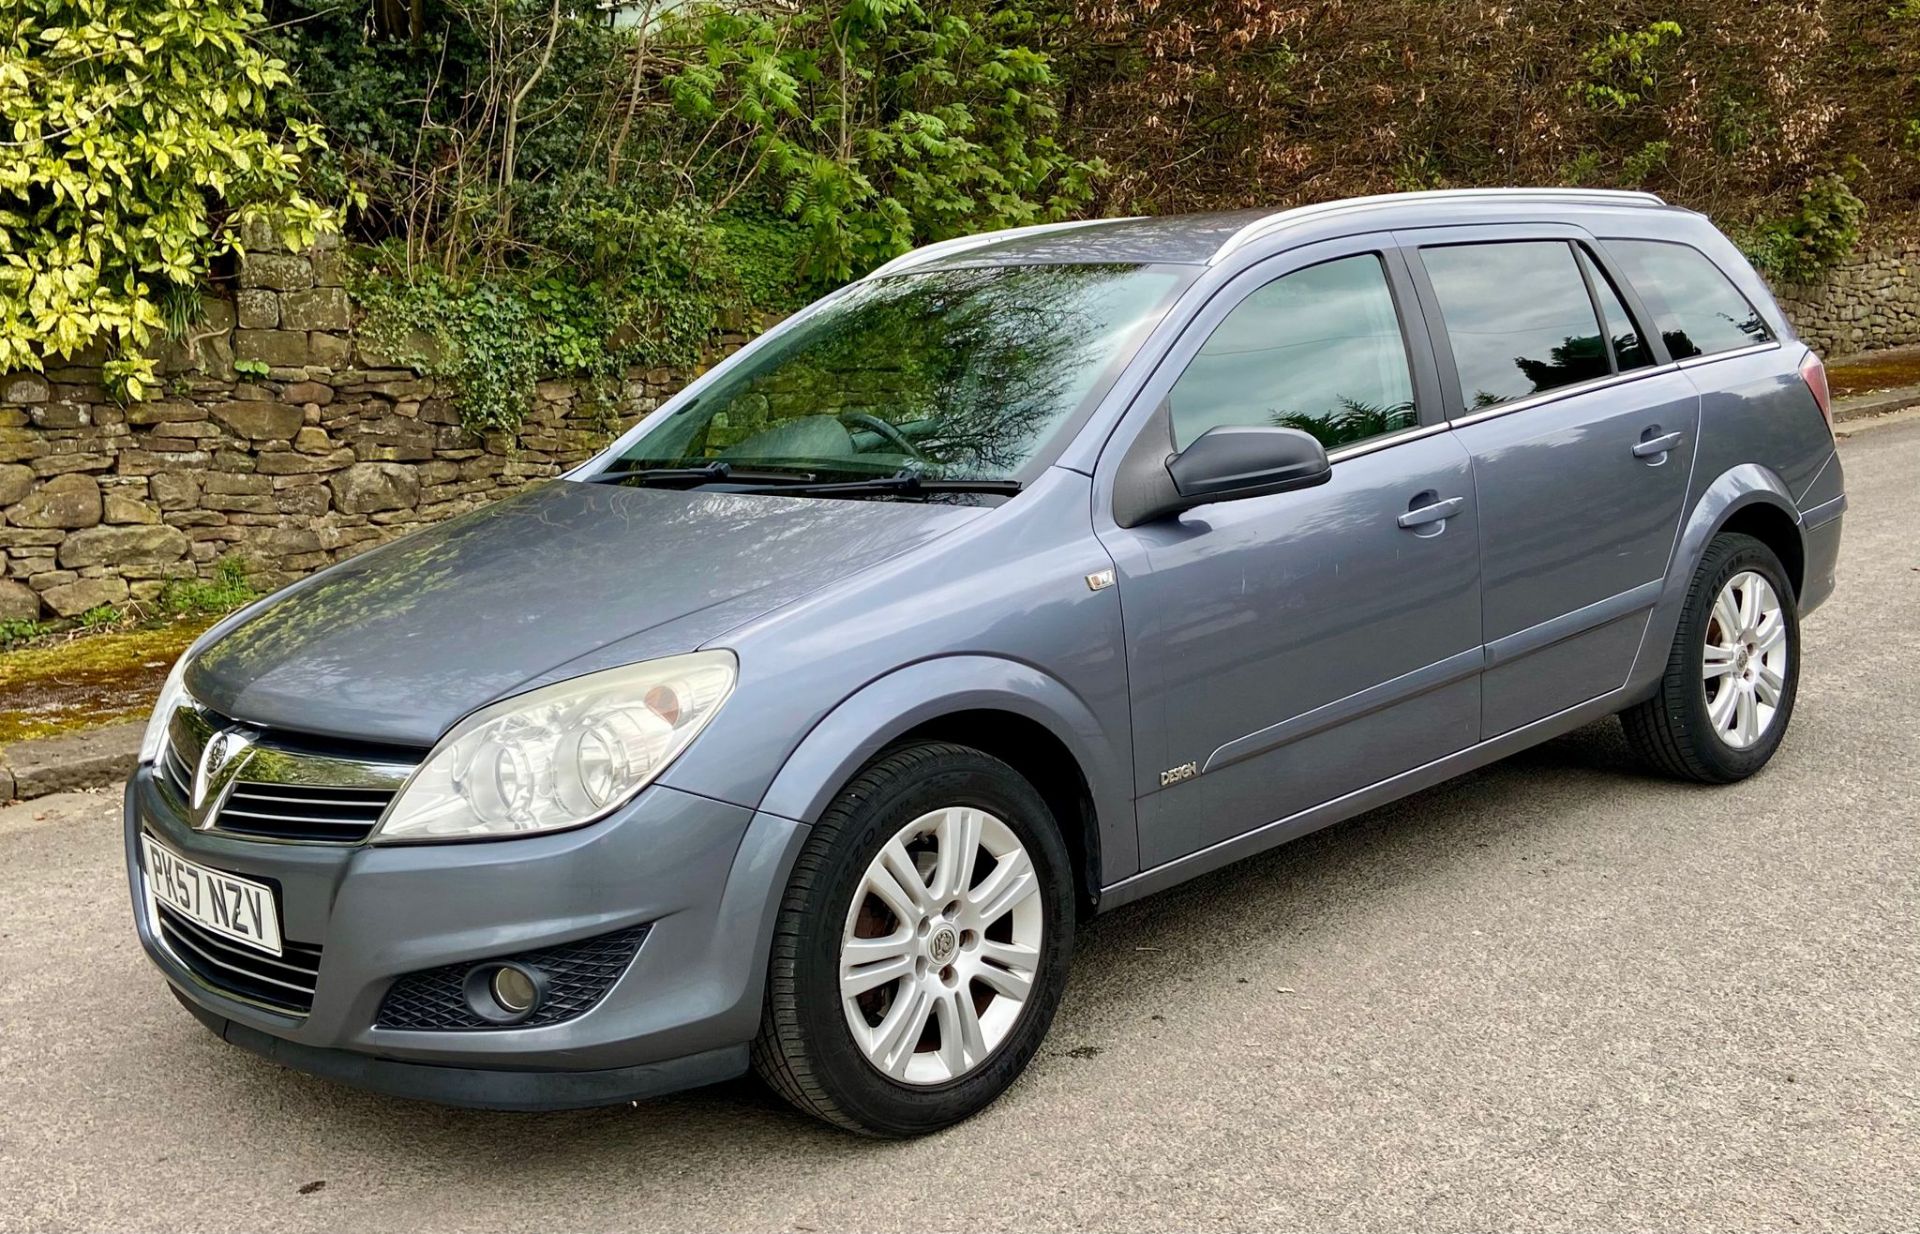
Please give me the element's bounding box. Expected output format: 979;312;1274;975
1604;238;1771;359
607;263;1185;484
1167;253;1417;451
1421;241;1611;409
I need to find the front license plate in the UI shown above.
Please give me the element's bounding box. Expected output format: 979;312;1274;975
142;835;283;957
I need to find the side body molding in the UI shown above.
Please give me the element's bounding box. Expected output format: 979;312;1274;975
1627;462;1804;700
756;655;1137;889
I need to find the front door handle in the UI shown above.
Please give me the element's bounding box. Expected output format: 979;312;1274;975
1397;495;1465;529
1632;430;1685;459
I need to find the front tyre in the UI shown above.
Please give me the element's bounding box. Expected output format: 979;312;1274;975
1621;532;1800;783
751;742;1076;1137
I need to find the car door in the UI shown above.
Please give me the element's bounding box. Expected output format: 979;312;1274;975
1095;236;1485;871
1400;225;1701;738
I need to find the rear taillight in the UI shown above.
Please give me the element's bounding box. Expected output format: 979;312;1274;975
1800;350;1834;435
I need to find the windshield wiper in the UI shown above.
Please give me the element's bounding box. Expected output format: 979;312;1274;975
729;471;1023;500
590;461;819;488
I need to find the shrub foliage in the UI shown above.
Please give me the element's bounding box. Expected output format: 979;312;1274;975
0;0;345;399
7;0;1920;424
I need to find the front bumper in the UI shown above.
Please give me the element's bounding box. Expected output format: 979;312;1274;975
125;768;807;1107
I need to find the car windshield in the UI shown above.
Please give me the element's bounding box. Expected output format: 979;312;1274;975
600;263;1187;486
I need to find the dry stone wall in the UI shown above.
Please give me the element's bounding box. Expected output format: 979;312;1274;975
1;230;1915;626
0;239;726;625
1776;235;1920;357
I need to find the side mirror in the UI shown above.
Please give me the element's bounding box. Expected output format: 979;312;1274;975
1165;425;1332;509
1111;415;1334;528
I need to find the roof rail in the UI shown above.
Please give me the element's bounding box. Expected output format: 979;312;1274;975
863;216;1140;280
1209;188;1668;265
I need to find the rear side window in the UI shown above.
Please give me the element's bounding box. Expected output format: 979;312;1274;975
1604;239;1771;359
1577;246;1654;371
1420;241;1611;409
1167;253;1417;450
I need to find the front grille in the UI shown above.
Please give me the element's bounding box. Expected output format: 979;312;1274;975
215;783;395;844
156;697;414;845
158;739;193;804
376;925;651;1031
155;901;323;1016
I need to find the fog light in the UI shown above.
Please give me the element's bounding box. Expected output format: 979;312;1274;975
460;961;548;1024
490;965;538;1015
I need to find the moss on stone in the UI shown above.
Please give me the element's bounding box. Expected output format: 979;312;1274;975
0;618;214;747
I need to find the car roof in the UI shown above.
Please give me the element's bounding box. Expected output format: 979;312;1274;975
871;189;1683;276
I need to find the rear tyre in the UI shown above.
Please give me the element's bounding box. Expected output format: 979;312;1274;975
750;742;1075;1137
1621;532;1800;783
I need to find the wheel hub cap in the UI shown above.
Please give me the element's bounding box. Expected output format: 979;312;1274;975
839;806;1044;1086
1702;570;1788;750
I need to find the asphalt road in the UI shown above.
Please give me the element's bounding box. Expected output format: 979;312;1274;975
4;421;1917;1234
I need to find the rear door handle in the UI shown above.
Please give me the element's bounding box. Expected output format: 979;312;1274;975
1632;430;1685;459
1397;496;1465;529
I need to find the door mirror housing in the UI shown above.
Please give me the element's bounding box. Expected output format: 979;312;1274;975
1168;425;1332;504
1117;424;1332;526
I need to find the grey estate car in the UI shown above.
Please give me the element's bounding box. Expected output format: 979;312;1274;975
127;188;1845;1137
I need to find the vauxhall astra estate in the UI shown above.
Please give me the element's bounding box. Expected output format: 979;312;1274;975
127;188;1846;1136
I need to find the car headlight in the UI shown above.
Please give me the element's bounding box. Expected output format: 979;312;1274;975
373;650;737;842
139;653;192;765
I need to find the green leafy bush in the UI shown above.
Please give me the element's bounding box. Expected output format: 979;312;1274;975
155;557;257;617
1575;21;1685;112
1745;168;1869;283
666;1;1102;280
353;204;802;435
0;0;349;398
0;617;46;650
269;0;1091;431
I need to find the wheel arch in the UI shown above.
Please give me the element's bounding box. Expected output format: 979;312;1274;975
1634;464;1805;698
756;656;1135;914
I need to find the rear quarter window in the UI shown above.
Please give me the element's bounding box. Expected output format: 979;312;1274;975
1603;239;1772;360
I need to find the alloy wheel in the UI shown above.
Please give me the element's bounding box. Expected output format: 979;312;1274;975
1702;570;1789;750
839;806;1043;1085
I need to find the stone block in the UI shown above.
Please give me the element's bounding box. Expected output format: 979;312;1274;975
239;252;313;292
200;493;277;514
311;247;348;287
256;447;355;475
0;428;49;463
147;421;219;441
149;473;202;511
103;492;160;525
277;486;332;517
281;287;351;332
0;577;39;620
29;402;90;429
126;400;206;426
282;381;334;406
6;472;101;529
234;330;310;369
212;400;303;441
57;524;190;569
0;463;31;505
236;289;280;329
39;574;129;617
3;374;51;404
308;332;353;368
332;462;420;514
293;426;335;454
30;451;114;477
203;473;274;496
